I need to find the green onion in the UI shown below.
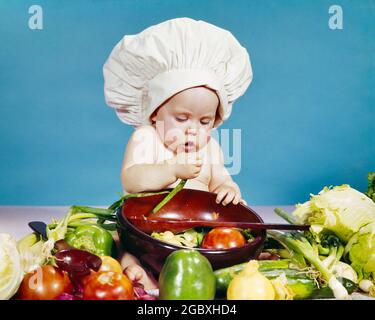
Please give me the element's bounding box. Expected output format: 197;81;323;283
274;208;297;224
151;179;187;214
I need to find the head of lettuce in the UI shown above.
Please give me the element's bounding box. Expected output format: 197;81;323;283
292;184;375;280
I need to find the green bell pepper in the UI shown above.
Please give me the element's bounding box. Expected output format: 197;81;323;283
65;224;114;256
159;249;216;300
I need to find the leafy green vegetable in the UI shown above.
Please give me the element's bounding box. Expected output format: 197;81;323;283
344;221;375;281
0;234;23;300
365;172;375;202
292;185;375;242
242;229;255;243
318;233;344;260
317;234;357;283
263;236;285;250
275;182;375;284
17;233;54;274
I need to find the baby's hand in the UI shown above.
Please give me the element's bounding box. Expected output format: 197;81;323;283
170;147;203;180
215;181;246;206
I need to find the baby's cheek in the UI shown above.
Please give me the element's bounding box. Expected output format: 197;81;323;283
196;132;210;149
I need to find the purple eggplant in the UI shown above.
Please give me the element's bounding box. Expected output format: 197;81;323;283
54;249;102;299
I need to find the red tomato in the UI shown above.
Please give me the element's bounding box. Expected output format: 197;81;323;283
201;227;246;249
83;271;134;300
18;265;73;300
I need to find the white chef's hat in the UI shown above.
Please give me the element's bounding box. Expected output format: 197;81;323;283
103;17;253;127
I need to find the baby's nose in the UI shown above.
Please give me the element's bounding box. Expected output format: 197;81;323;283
187;127;198;135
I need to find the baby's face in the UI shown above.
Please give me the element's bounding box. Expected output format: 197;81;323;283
151;86;219;153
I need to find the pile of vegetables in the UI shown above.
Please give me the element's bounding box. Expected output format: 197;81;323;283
157;173;375;301
0;204;142;300
214;258;357;300
262;173;375;299
1;172;374;300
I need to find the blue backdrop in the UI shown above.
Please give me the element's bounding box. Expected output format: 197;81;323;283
0;0;374;206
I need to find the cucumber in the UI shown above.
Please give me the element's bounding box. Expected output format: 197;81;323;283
214;261;358;299
261;268;317;299
309;277;358;299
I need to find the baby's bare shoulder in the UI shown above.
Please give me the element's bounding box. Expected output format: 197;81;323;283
126;125;159;150
130;125;157;141
123;125;158;167
206;136;224;163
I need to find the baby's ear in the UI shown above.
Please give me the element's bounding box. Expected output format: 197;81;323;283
150;110;157;122
150;107;161;122
213;108;222;127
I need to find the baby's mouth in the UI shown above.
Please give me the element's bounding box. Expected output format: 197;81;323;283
184;141;196;151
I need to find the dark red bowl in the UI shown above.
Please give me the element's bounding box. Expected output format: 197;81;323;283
116;188;266;275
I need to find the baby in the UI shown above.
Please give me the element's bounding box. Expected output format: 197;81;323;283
122;86;246;205
103;18;253;290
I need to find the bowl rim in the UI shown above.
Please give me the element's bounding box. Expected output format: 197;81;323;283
116;191;267;254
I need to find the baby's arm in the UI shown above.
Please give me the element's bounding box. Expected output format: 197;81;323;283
121;129;202;193
208;139;245;206
121;130;176;193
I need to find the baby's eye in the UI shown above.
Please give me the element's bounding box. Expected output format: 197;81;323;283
200;118;213;125
175;116;188;122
